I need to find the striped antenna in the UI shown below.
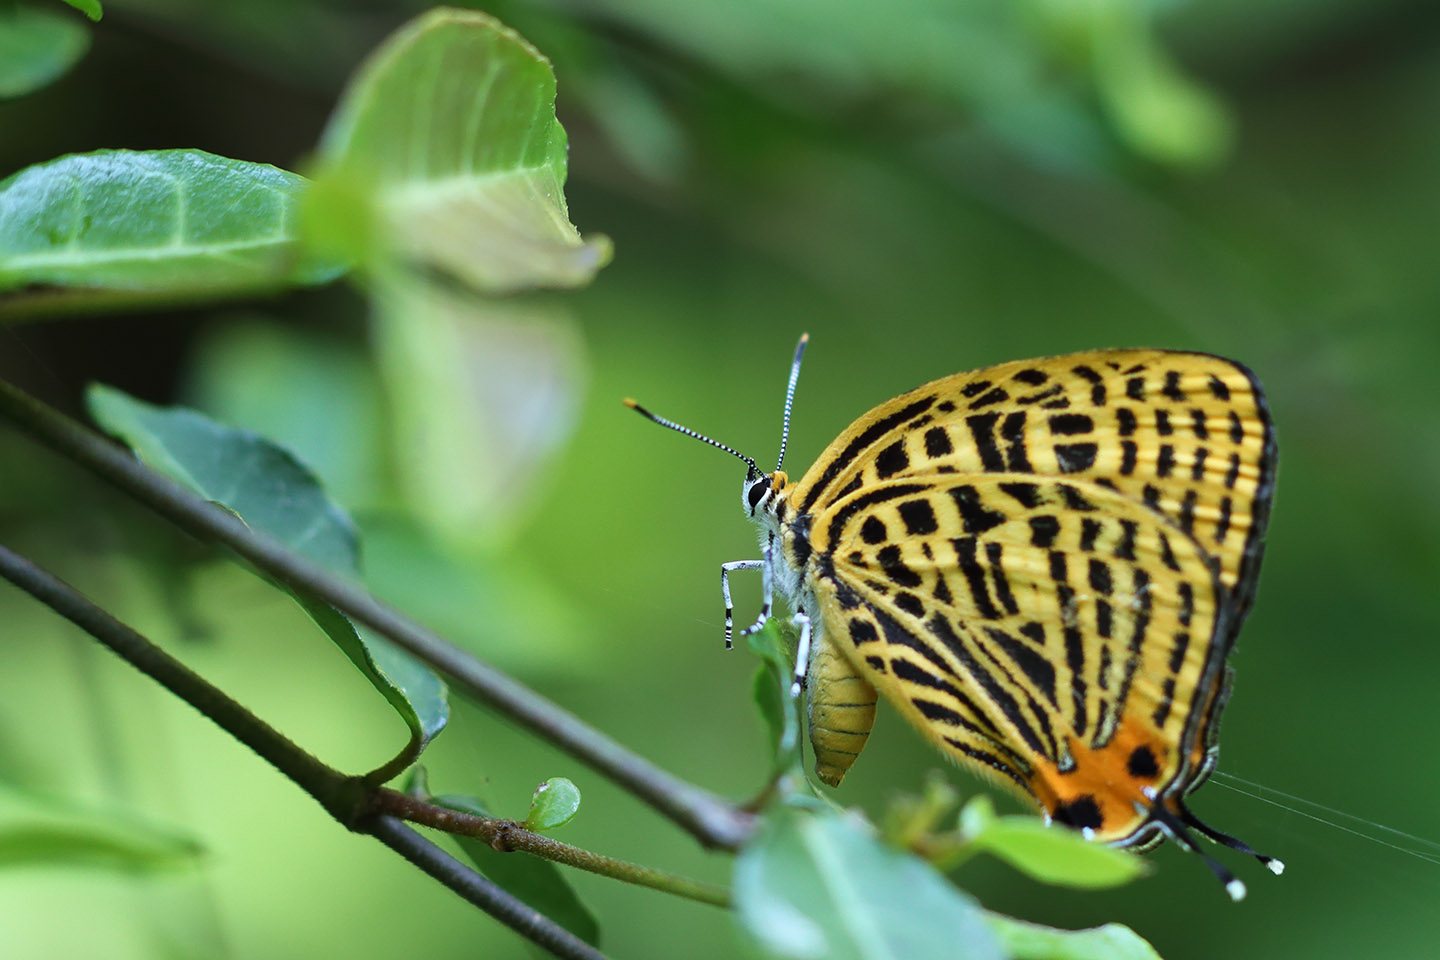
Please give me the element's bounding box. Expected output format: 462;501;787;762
776;333;809;472
624;399;760;477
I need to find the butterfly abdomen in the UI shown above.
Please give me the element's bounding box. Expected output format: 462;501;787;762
806;628;878;787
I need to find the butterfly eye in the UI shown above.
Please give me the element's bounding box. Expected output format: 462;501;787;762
746;480;769;510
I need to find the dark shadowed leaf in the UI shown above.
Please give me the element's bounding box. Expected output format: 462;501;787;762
86;384;447;780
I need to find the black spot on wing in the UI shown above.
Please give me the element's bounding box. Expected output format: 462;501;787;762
1163;370;1185;402
875;439;910;479
969;387;1010;409
1053;795;1104;831
999;482;1041;508
800;398;936;513
966;414;1005;471
877;545;923;588
985;626;1057;706
952;537;1001;619
1000;412;1033;471
1049;414;1093;435
1028;515;1060;548
1055;443;1098;473
1128;745;1160;779
949;485;1005;534
823;483;927;549
898;499;938;535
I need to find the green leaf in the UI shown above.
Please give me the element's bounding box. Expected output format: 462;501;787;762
0;785;199;873
435;792;600;948
0;149;342;305
312;8;610;293
0;5;90;98
524;777;580;832
733;807;1004;960
57;0;101;22
86;383;448;780
747;620;801;774
958;796;1148;889
370;274;586;547
986;914;1163;960
1087;0;1231;169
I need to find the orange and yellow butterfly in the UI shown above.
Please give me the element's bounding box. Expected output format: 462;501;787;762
627;335;1282;899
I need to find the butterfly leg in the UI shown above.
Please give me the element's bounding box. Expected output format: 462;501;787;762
789;610;812;698
738;539;776;640
720;560;764;650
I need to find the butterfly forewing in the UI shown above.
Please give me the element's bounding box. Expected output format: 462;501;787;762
810;475;1226;841
790;349;1274;633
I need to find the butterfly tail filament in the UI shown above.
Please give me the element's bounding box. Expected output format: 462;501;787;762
1144;802;1247;901
1179;803;1286;875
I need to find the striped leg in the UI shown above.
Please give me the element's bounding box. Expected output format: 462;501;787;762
789;610;812;698
720;560;764;649
738;539;776;640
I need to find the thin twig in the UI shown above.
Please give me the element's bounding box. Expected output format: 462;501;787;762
0;377;754;851
369;817;610;960
375;789;731;908
0;544;610;960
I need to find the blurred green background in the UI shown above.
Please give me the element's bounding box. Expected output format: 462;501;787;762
4;1;1440;957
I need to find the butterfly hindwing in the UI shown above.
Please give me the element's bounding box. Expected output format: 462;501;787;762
808;473;1228;843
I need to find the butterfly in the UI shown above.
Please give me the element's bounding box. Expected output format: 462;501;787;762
626;335;1282;899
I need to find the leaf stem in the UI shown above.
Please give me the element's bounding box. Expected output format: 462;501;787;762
0;376;754;851
0;543;611;960
375;789;732;908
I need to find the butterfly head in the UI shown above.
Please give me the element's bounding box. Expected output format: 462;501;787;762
743;470;789;518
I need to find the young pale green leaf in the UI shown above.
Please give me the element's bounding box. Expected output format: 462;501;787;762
86;384;448;780
370;275;586;548
524;778;581;832
959;796;1148;889
986;914;1163;960
747;621;801;774
0;149;341;302
436;792;600;948
0;786;199;873
733;807;1004;960
58;0;102;22
0;5;90;98
312;8;610;293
